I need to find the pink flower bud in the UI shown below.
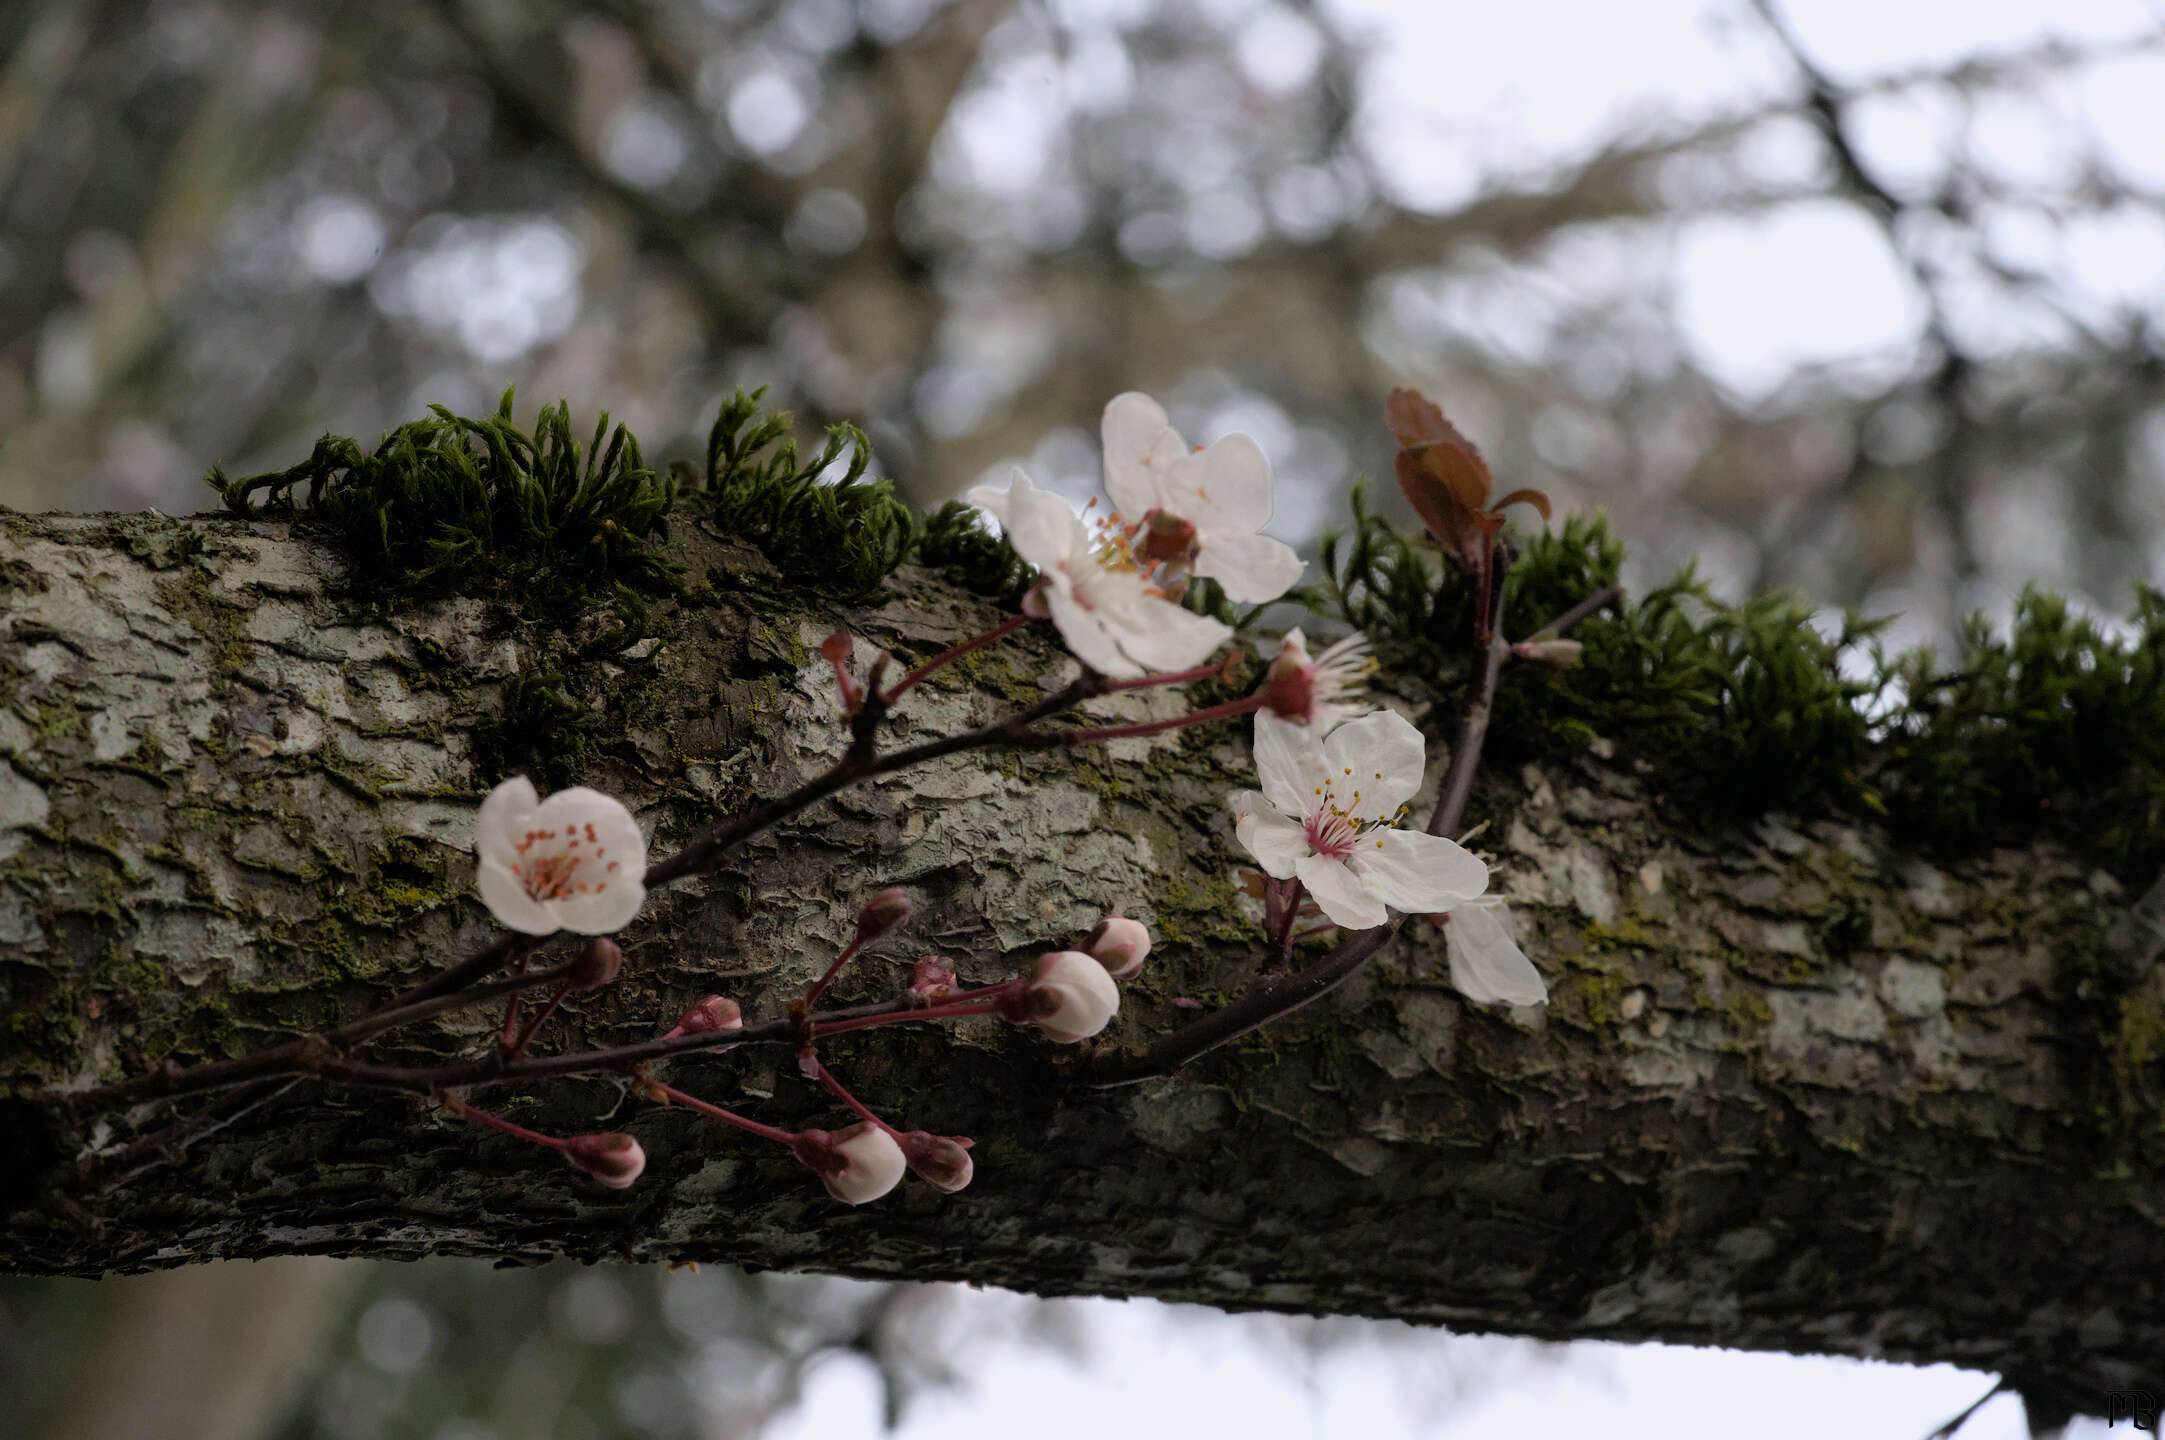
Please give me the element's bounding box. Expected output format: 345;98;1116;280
1023;950;1121;1043
908;955;959;1005
820;629;854;665
562;1132;646;1189
567;936;624;992
856;887;913;943
900;1131;975;1193
1511;638;1584;668
1084;916;1151;981
662;994;742;1040
793;1122;906;1205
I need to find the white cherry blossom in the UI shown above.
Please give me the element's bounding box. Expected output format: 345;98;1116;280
475;777;648;936
1230;710;1487;931
1445;901;1548;1007
967;467;1230;678
1101;391;1305;604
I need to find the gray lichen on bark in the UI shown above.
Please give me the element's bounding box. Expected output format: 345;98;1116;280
0;506;2160;1406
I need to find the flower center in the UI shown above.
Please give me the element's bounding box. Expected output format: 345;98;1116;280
513;823;618;902
1303;810;1360;861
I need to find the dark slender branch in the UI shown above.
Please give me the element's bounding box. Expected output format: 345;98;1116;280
63;958;591;1114
315;993;936;1096
648;672;1102;885
1081;925;1399;1087
76;1079;306;1194
1429;629;1510;840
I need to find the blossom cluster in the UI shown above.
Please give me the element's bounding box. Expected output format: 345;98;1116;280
441;386;1544;1207
466;775;1152;1203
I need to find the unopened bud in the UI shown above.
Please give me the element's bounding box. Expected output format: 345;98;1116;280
563;1132;646;1189
662;994;742;1040
792;1122;906;1205
567;936;624;992
1084;916;1151;980
820;629;853;665
899;1131;975;1193
856;888;913;943
1260;630;1317;723
1022;950;1121;1043
908;955;959;1006
1511;638;1583;668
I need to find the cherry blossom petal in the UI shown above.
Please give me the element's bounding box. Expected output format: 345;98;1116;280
532;786;647;861
1347;829;1488;914
1190;529;1305;604
1296;852;1388;931
969;468;1081;572
1163;433;1275;534
1042;573;1143;678
1446;904;1548;1006
1101;391;1187;518
1233;798;1308;878
1100;591;1231;672
1322;710;1428;819
1253;712;1331;819
550;870;648;935
476;776;539;868
478;857;562;935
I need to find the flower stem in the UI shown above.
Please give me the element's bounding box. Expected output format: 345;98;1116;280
814;993;1011;1038
812;1061;898;1135
1064;693;1263;745
438;1092;567;1152
506;982;574;1062
1103;656;1236;692
882;613;1036;704
801;936;865;1010
648;1081;797;1147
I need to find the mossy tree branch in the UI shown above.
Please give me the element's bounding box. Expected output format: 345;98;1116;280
0;499;2161;1418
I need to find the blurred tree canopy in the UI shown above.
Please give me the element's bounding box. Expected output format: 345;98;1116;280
1;0;2160;651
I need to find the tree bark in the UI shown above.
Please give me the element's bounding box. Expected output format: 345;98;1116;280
0;507;2159;1413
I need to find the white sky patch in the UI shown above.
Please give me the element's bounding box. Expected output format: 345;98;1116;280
1770;0;2155;80
1673;199;1929;400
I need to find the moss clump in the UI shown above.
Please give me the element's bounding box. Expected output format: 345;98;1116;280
207;388;677;607
917;500;1031;605
688;389;914;596
1325;482;2165;876
1876;587;2165;873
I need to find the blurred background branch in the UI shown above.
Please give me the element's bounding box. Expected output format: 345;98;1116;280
0;0;2156;655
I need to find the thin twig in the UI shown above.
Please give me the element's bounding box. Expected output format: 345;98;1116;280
1531;583;1621;639
77;1078;305;1194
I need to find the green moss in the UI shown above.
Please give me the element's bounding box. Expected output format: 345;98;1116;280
1328;486;2165;877
687;389;914;596
918;500;1031;605
208;388;676;609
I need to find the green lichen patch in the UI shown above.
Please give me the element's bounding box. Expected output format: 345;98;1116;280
207;389;677;608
